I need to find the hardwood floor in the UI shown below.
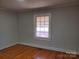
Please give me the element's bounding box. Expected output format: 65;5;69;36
0;44;78;59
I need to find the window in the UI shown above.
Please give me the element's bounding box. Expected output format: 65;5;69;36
34;13;51;40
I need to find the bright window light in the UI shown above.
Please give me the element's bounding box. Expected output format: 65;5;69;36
34;14;51;40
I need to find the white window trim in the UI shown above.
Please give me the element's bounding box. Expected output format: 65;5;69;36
34;13;52;41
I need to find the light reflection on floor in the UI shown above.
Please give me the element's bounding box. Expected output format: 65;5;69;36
35;56;44;59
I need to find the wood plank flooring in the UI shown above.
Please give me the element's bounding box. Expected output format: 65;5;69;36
0;44;78;59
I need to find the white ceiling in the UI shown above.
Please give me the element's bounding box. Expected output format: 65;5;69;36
0;0;79;10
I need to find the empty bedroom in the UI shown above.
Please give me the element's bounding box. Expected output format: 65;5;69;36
0;0;79;59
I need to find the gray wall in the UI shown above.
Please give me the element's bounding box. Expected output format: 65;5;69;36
19;6;79;53
0;10;18;49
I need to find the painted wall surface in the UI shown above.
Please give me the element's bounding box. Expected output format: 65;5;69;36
0;10;18;49
19;6;79;53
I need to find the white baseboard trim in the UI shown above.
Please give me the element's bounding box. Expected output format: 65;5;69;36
0;42;18;50
19;42;78;55
0;42;78;55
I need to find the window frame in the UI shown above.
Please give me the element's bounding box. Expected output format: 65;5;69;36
34;13;51;41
